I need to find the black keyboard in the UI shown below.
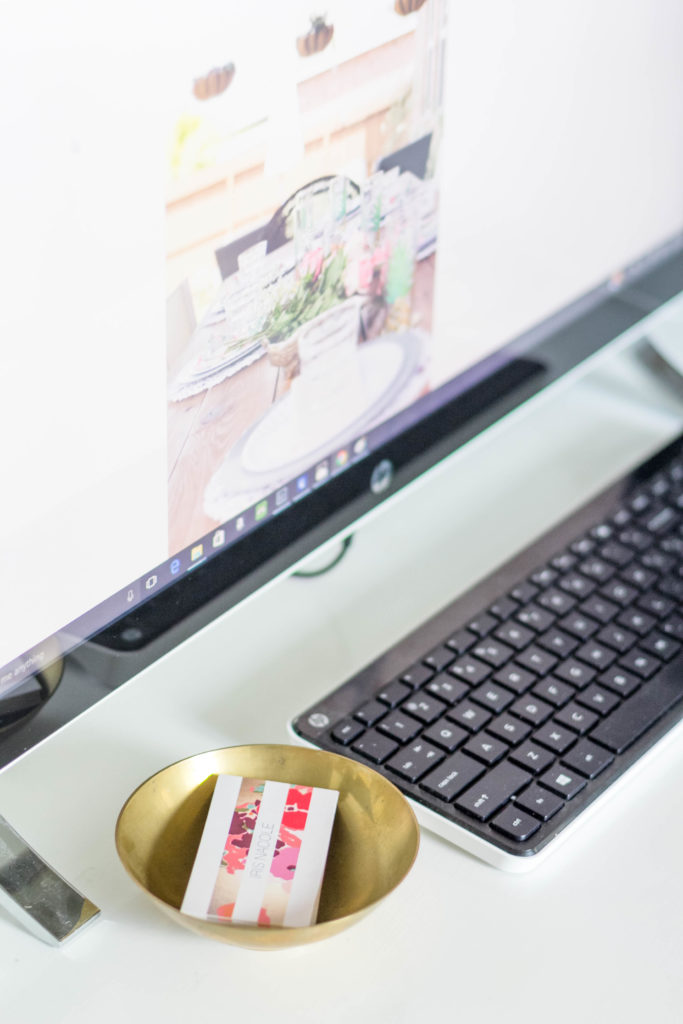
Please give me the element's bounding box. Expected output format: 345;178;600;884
292;433;683;867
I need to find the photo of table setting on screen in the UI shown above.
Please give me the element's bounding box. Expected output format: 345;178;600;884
165;6;452;554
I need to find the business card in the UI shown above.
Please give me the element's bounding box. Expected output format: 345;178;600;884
181;775;339;928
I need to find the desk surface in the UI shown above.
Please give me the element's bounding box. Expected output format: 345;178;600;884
2;333;683;1024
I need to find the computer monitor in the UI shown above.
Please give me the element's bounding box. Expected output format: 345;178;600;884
0;0;681;766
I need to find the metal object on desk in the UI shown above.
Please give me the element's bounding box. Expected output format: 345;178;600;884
0;815;100;945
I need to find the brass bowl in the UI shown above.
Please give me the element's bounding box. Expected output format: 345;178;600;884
115;744;419;950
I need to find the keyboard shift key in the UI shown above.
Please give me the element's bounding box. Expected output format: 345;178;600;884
491;806;541;843
420;751;485;802
455;761;532;821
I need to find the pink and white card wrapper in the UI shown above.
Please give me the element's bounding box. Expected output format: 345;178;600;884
181;775;339;928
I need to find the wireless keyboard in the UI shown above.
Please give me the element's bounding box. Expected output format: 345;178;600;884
291;432;683;870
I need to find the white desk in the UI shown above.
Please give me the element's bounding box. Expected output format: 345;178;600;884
1;328;683;1024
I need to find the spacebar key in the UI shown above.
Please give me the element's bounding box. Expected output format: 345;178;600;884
591;654;683;754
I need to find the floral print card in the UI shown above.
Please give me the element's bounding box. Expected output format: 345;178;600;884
181;775;338;927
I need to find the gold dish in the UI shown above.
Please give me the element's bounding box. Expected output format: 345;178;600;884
115;744;419;950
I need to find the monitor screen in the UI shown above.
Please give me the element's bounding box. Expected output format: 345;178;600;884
1;0;682;762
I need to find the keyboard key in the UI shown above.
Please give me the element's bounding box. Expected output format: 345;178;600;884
538;588;577;613
619;527;652;551
639;632;681;662
617;608;656;636
558;611;600;640
491;806;541;842
509;741;554;775
463;734;508;765
641;549;675;574
425;673;469;704
447;701;492;733
531;676;574;707
467;612;498;637
590;657;683;753
352;729;399;764
538;766;586;800
553;657;597;689
561;739;614;779
509;695;553;726
531;566;558;588
423;645;456;672
386;741;444;783
449;654;492;685
354;699;386;726
532;721;577;754
402;693;448;724
598;666;641;698
493;664;537;694
575;685;620;716
555;702;599;735
516;604;555;632
599;541;633;567
557;573;595;598
575;641;617;670
400;663;435;689
578;557;615;583
455;762;532;821
618;649;661;679
537;628;579;658
488;596;519;620
331;718;364;745
579;595;619;623
597;624;637;654
621;563;659;590
376;680;413;707
472;638;515;668
637;591;674;618
601;579;639;607
515;784;564;821
510;581;539;604
494;621;536;650
469;681;515;714
661;615;683;641
419;752;485;801
422;720;468;753
486;713;532;746
516;646;559;676
378;711;422;742
445;628;478;655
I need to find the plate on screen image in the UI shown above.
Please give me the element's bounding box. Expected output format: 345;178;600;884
204;331;421;499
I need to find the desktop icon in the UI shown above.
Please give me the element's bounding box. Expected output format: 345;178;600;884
275;486;289;508
296;474;308;494
335;448;349;469
145;575;158;590
126;589;136;603
235;515;245;532
255;500;268;521
314;461;329;484
353;436;368;457
191;544;204;562
212;529;225;548
170;558;181;575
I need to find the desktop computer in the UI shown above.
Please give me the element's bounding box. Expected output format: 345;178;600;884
0;1;681;871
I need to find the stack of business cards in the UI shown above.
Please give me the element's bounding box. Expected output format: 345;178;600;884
181;775;339;928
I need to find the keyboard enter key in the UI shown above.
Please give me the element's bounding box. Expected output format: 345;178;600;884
454;761;532;821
